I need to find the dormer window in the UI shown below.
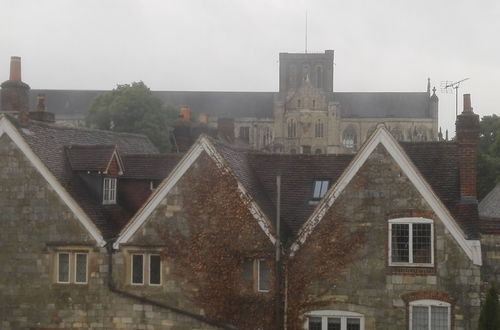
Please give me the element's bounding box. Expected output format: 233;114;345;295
313;180;329;199
103;178;117;205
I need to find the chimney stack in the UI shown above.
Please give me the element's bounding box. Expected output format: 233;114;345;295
9;56;22;82
456;94;480;201
28;93;55;123
180;106;190;122
1;56;30;113
36;94;46;111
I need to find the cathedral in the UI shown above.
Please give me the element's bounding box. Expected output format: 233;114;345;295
3;51;439;154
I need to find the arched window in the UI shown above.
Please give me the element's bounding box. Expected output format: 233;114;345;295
342;126;357;150
315;119;324;138
306;310;364;330
316;66;323;88
315;148;322;155
262;127;273;146
390;127;404;141
409;300;450;330
288;119;297;138
290;148;297;154
297;99;301;108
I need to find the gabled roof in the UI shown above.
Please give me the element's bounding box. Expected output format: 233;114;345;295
290;126;481;265
65;144;122;173
114;126;481;267
479;183;500;219
0;114;159;240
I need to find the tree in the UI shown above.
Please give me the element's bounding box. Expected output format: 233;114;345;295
478;115;500;200
86;82;178;152
479;283;500;330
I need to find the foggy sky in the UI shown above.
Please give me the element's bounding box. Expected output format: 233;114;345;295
1;0;499;135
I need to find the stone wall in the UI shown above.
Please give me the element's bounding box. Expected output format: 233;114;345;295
0;134;216;329
299;145;481;330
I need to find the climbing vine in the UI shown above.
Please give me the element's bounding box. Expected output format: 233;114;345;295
158;152;364;329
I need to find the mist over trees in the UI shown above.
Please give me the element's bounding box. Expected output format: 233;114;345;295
478;114;500;200
85;82;178;152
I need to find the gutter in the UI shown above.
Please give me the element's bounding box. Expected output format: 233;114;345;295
105;240;236;330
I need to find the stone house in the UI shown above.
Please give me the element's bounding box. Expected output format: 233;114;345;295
1;57;499;330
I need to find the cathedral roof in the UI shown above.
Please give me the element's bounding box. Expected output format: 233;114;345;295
19;89;432;122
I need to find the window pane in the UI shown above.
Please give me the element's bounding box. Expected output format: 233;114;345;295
58;253;70;283
308;317;322;330
347;318;361;330
132;254;144;284
75;253;87;283
412;306;429;330
431;306;449;330
391;224;409;262
149;255;161;285
327;317;341;330
258;259;269;291
320;181;329;197
413;223;432;263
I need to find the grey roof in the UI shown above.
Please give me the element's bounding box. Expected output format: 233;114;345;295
14;89;433;121
333;92;431;118
479;183;500;218
9;115;158;237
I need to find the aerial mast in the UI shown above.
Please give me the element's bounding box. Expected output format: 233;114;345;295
441;78;470;116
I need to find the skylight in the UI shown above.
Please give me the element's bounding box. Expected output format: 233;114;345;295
313;180;329;199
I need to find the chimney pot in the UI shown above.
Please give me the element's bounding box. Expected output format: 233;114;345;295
9;56;22;82
180;106;190;122
37;94;46;112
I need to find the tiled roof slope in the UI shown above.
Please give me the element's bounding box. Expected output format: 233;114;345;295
65;144;116;172
21;90;432;120
121;154;184;180
479;184;500;234
401;142;479;239
479;183;500;219
12;116;158;238
210;139;476;241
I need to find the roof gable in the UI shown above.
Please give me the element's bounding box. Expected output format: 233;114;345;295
0;114;105;246
291;125;482;265
65;144;124;174
114;135;276;248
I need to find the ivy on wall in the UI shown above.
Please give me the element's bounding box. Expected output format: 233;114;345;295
158;153;364;329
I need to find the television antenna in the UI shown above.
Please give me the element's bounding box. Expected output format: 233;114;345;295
440;78;470;116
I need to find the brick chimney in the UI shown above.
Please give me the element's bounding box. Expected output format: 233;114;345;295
28;93;55;123
180;106;190;122
456;94;480;201
1;56;30;115
217;118;235;142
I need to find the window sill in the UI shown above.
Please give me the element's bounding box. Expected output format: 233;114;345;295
388;266;435;275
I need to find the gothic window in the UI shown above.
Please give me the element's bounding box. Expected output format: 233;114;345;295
298;99;301;108
262;127;273;146
315;119;324;138
288;119;297;138
315;148;322;155
316;66;323;88
390;127;404;141
302;145;311;154
312;99;316;108
239;126;250;143
303;64;310;80
342;126;357;150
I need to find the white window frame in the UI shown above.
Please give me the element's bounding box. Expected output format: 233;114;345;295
313;180;329;199
257;259;270;292
131;253;145;285
148;254;162;286
57;252;70;284
304;310;365;330
74;252;88;284
56;251;88;285
103;177;117;205
388;217;434;267
409;299;451;330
